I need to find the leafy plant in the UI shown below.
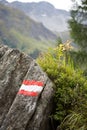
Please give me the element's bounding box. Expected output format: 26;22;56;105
37;42;87;130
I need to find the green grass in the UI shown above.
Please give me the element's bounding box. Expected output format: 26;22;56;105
9;29;56;54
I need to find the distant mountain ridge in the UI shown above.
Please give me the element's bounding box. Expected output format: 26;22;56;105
0;0;8;4
10;1;70;32
0;0;71;58
0;0;57;40
0;2;57;58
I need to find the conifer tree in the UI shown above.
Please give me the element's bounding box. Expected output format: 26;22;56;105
69;0;87;50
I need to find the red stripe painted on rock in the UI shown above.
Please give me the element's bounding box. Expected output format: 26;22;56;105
18;90;38;96
22;80;44;86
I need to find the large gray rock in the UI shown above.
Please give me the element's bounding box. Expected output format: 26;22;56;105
0;44;54;130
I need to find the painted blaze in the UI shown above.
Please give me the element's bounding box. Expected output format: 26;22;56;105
18;80;44;96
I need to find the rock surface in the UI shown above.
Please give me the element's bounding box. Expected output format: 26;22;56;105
0;44;54;130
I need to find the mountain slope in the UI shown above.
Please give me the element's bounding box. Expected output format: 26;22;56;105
11;1;70;32
0;3;57;57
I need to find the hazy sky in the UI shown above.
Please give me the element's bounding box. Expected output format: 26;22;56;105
7;0;74;11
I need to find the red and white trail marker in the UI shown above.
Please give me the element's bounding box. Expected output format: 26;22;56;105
18;80;44;96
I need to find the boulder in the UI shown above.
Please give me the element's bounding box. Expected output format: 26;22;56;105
0;44;54;130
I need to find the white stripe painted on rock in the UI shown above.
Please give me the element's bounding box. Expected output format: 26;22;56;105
20;84;43;92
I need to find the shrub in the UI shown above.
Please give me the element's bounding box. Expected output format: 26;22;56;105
37;42;87;130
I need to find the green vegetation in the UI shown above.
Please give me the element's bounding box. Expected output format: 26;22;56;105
68;0;87;71
8;29;55;55
37;42;87;130
49;1;87;128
